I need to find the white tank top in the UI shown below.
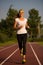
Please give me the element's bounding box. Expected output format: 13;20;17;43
15;18;27;34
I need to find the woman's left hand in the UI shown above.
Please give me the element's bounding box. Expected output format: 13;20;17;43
25;23;30;29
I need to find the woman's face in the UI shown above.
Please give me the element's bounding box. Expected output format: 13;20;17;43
19;11;24;17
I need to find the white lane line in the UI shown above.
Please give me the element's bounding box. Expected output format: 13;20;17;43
0;48;19;65
29;42;42;65
0;44;17;52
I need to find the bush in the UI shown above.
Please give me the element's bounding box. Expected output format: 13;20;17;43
27;37;43;42
0;31;17;43
0;33;8;43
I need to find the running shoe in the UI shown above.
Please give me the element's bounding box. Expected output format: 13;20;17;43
22;59;26;64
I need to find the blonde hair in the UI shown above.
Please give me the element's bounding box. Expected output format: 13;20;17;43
19;9;24;13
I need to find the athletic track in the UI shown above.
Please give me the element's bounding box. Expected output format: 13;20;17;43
0;42;43;65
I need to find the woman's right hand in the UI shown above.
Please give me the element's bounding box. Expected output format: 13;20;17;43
14;21;23;30
17;25;23;30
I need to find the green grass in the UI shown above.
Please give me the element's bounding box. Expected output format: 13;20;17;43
0;39;43;47
0;40;17;47
38;42;43;45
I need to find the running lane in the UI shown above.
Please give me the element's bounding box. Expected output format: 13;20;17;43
31;43;43;65
0;44;18;63
0;43;41;65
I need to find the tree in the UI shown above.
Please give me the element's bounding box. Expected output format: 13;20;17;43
40;24;43;37
5;6;18;37
0;19;6;32
0;6;18;37
0;6;18;42
28;8;41;38
7;5;18;19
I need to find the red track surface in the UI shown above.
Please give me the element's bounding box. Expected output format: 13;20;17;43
0;42;43;65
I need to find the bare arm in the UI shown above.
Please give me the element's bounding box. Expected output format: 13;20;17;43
14;21;17;30
14;21;23;30
26;22;30;29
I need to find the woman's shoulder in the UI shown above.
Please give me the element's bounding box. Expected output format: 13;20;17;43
24;18;27;22
15;18;19;22
15;18;19;20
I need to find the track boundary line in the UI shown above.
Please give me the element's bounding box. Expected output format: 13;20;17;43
0;44;17;52
29;42;42;65
0;48;19;65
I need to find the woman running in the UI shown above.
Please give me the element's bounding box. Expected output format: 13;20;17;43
14;9;29;64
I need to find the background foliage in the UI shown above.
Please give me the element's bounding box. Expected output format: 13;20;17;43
0;6;43;43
